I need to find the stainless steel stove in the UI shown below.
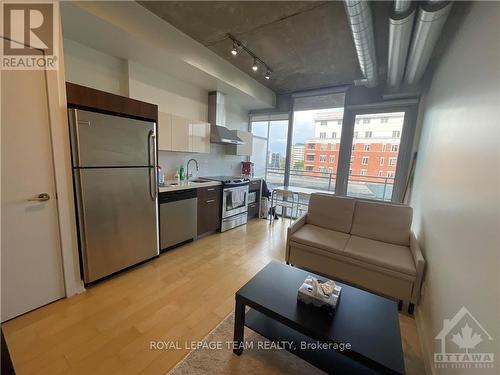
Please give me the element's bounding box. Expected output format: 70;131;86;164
202;176;250;232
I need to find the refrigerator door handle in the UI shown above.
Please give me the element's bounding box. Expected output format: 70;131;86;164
152;133;158;200
147;130;157;201
147;130;154;167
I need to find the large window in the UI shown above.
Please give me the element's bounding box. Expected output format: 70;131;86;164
250;114;289;188
286;92;346;192
346;112;405;201
250;95;417;203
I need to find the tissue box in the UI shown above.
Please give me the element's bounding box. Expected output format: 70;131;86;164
297;276;341;312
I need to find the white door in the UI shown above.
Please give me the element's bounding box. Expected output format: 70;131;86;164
1;68;65;321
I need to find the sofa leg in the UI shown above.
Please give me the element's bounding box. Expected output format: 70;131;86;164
408;303;415;315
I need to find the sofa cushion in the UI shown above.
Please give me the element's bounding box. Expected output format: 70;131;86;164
306;194;356;233
290;224;350;255
351;200;412;246
344;235;416;276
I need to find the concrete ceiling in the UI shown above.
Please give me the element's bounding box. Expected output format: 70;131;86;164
139;1;392;94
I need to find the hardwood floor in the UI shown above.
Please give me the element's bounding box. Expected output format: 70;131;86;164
3;219;423;375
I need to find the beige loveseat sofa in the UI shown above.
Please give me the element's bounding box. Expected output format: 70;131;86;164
286;193;425;311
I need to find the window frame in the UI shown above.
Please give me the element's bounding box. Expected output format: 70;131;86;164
249;96;418;204
334;101;419;203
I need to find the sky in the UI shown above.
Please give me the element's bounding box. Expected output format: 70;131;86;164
267;108;344;154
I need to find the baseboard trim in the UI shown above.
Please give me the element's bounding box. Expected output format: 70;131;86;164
415;308;435;375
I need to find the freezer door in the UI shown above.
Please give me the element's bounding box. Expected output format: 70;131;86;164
75;168;158;283
69;109;155;167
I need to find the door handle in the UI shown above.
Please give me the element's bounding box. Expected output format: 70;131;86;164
206;199;215;203
147;130;154;167
28;193;50;202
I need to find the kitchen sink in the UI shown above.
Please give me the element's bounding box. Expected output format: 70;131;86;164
189;179;209;183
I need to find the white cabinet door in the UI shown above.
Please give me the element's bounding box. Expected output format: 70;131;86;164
228;130;253;156
190;121;210;153
171;114;190;152
159;114;210;154
236;130;253;156
1;69;65;321
158;112;172;151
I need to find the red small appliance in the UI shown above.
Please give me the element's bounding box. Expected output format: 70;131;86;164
241;161;254;177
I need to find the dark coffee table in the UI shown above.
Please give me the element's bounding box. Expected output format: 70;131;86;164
233;261;405;374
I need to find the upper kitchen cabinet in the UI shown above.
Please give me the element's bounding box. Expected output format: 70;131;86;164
227;130;253;156
190;120;211;153
158;113;210;153
171;114;190;152
158;112;172;151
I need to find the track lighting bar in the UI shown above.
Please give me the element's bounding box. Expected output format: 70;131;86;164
227;34;273;79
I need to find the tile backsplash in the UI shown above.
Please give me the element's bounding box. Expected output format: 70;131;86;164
158;144;246;179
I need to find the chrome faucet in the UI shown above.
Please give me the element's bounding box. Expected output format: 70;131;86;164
186;158;199;181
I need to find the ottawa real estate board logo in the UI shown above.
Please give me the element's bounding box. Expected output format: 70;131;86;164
1;2;58;69
434;306;494;370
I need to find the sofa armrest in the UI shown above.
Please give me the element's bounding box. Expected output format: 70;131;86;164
285;214;307;262
410;232;425;304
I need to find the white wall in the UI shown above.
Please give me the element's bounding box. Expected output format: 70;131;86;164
61;1;274;110
410;3;499;372
63;39;249;178
63;38;128;96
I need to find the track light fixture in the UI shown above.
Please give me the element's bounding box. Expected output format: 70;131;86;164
231;41;238;56
227;34;273;80
252;60;259;72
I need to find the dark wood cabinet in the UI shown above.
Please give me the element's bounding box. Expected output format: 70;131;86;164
197;186;222;236
66;82;158;122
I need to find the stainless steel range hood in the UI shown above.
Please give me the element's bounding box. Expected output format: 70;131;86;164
208;91;244;145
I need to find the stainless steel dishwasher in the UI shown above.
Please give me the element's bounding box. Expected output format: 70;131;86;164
159;189;197;251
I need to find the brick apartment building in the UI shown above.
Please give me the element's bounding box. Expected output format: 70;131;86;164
303;111;404;182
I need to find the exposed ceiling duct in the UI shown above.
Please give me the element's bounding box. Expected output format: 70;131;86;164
387;1;416;88
404;1;453;85
394;0;412;14
344;0;378;88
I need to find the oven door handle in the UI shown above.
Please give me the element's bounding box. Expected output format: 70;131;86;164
223;185;249;192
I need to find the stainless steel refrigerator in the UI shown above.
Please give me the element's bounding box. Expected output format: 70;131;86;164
69;108;159;284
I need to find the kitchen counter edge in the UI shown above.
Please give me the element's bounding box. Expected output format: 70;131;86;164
159;180;222;193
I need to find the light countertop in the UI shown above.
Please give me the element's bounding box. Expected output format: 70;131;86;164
158;179;221;193
158;176;262;193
